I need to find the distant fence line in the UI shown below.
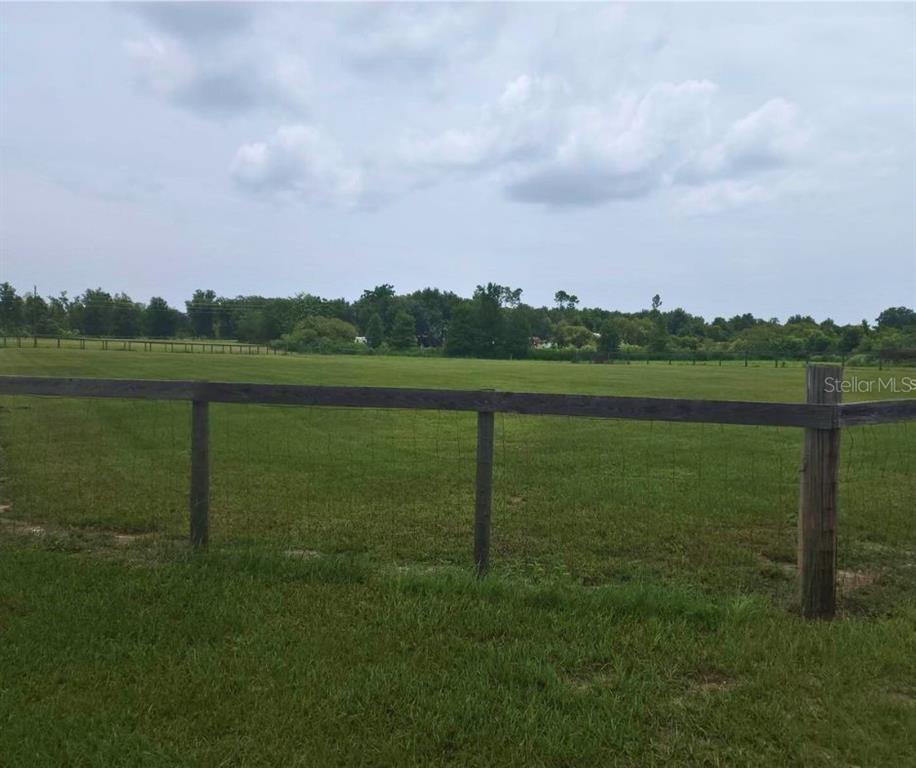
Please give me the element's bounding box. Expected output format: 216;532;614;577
1;367;914;620
2;334;915;367
1;335;275;355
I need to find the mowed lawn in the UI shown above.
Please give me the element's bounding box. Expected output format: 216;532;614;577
1;348;915;766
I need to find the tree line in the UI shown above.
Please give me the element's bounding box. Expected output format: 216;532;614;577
1;281;914;363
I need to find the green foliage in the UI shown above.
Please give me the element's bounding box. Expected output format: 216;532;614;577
186;289;217;338
1;280;913;362
23;294;56;335
354;284;398;333
554;290;579;310
876;306;916;331
387;310;417;350
0;282;24;332
444;285;530;358
648;317;669;353
554;323;596;349
142;297;179;338
78;288;115;336
597;319;621;358
444;302;480;357
365;313;385;348
111;294;143;338
275;316;360;353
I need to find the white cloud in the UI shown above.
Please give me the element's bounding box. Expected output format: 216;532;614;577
676;172;816;215
402;76;817;211
125;36;196;100
230;125;366;208
405;76;722;206
343;4;504;79
677;98;810;183
126;33;311;118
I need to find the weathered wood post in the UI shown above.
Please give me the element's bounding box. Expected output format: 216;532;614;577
474;402;495;577
799;364;842;619
190;392;210;550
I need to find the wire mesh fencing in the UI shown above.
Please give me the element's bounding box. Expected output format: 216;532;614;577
2;391;912;611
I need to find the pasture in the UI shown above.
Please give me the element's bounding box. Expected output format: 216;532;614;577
1;348;915;766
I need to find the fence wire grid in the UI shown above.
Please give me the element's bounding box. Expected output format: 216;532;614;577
1;395;913;608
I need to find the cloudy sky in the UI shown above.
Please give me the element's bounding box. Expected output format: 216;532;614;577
1;2;913;322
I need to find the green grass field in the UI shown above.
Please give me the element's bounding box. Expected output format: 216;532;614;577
2;348;915;766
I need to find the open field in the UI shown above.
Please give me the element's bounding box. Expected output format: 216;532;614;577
2;348;915;765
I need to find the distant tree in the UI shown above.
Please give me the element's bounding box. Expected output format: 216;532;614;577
555;323;596;349
354;284;397;332
404;288;458;347
79;288;115;336
876;306;916;331
728;313;758;333
214;301;237;339
648;313;668;353
515;303;551;340
365;313;384;348
666;307;694;336
707;317;731;342
186;289;217;338
737;324;778;359
0;283;23;332
111;293;142;338
276;316;358;352
388;310;417;350
838;326;864;355
445;302;480;356
143;297;178;338
47;293;71;332
473;284;507;357
235;309;270;344
554;290;579;311
22;293;51;334
651;294;662;313
804;330;833;357
597;319;621;359
501;310;530;359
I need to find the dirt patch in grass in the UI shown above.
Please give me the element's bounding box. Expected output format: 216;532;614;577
0;516;46;537
560;663;620;693
884;689;916;708
284;548;321;559
759;554;877;593
111;532;159;547
689;671;736;694
837;568;876;590
0;515;174;564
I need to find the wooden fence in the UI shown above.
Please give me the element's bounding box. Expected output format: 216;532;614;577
1;365;914;619
1;335;274;355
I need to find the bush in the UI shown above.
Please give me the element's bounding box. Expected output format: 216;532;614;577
274;316;359;353
844;354;874;367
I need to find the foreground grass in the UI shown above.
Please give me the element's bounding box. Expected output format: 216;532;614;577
1;534;915;767
1;349;914;763
1;349;913;605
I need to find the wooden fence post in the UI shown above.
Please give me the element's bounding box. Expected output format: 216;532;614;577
190;397;210;549
798;364;842;619
474;409;495;576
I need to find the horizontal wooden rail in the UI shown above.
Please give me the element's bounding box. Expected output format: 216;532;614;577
0;375;842;428
838;399;916;426
1;367;912;618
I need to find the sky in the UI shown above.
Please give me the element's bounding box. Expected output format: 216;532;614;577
0;1;914;324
